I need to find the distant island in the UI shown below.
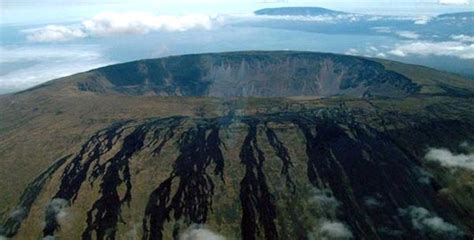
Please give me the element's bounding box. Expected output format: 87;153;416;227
255;7;347;16
255;7;474;19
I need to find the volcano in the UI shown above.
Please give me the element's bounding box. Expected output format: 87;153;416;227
1;51;473;239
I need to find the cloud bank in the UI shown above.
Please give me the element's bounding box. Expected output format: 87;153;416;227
451;34;474;43
0;45;113;92
395;31;420;39
24;12;215;42
24;11;441;43
388;41;474;59
24;11;371;43
346;39;474;60
425;147;474;170
23;25;86;42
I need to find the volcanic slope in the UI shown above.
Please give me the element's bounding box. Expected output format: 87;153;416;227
1;51;474;239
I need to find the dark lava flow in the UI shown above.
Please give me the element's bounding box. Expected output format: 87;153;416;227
81;124;149;240
0;156;68;238
6;108;473;240
264;124;295;191
42;121;132;238
143;118;230;240
238;120;278;240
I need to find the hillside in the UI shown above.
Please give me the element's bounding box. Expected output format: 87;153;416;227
1;51;474;239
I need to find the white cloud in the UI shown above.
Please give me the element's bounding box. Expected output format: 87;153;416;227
179;225;225;240
367;16;383;21
306;188;352;240
414;167;433;184
364;196;383;208
345;48;359;55
23;25;86;42
345;46;386;58
83;12;213;36
399;206;463;235
308;188;341;213
0;45;101;64
395;31;420;39
309;220;353;240
42;199;69;239
319;221;354;239
451;34;474;43
425;147;474;170
414;16;432;25
44;198;68;223
23;11;373;42
24;11;215;42
371;26;391;33
7;207;27;221
0;45;113;92
439;0;469;5
372;27;422;39
388;41;474;59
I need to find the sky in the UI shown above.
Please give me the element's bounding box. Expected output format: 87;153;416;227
1;0;473;25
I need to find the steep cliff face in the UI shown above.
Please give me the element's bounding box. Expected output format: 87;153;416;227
75;52;420;98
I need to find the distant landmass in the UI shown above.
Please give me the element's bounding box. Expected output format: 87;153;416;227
255;7;347;16
246;7;474;62
437;11;474;19
255;7;474;20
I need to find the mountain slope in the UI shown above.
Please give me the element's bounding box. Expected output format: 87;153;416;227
1;51;474;239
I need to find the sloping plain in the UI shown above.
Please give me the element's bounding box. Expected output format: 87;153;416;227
0;51;473;239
